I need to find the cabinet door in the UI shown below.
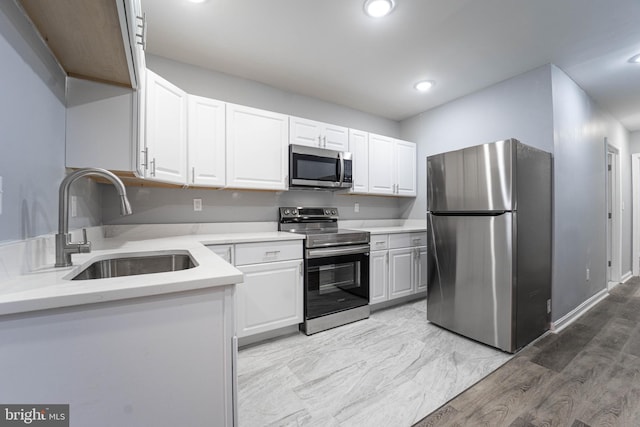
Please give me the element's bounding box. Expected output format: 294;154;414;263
290;116;322;148
236;260;303;338
188;95;226;187
227;104;289;190
145;70;188;184
323;123;348;151
395;139;417;196
415;246;427;294
389;248;414;298
368;133;395;195
369;251;388;305
349;129;369;194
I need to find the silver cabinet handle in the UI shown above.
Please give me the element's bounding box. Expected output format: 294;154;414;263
136;13;147;50
318;135;322;147
150;158;156;176
141;147;149;169
192;166;195;184
299;263;303;276
375;241;385;246
265;250;281;256
323;136;327;148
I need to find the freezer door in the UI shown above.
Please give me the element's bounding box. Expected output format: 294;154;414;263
427;213;514;352
427;139;514;212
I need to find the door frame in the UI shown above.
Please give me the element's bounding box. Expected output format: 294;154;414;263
606;143;622;287
633;153;640;277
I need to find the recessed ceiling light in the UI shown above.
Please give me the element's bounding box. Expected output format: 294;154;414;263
363;0;395;18
629;54;640;64
414;80;435;92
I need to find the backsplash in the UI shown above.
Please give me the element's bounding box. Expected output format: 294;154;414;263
101;186;416;225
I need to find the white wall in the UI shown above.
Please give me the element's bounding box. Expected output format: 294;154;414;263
399;65;554;220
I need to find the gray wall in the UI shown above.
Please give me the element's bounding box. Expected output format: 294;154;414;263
102;55;405;225
400;64;633;323
550;65;631;320
102;187;403;224
147;55;400;137
0;3;66;243
399;65;555;220
0;2;102;244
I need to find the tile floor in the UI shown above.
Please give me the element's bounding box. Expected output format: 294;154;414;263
237;299;512;426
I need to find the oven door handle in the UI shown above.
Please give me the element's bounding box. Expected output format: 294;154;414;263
306;244;370;259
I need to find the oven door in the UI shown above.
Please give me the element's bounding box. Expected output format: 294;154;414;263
290;144;352;189
305;244;370;320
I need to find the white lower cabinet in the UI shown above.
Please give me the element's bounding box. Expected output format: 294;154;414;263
208;240;303;338
369;250;388;304
389;248;414;299
236;259;303;338
369;232;427;306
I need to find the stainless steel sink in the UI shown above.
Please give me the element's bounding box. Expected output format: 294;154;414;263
72;253;196;280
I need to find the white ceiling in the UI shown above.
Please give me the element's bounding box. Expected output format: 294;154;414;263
141;0;640;131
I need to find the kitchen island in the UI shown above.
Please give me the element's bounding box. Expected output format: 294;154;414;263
0;229;303;427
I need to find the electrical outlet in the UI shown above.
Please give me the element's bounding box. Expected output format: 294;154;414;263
193;198;203;212
71;195;77;218
586;268;590;281
354;202;360;213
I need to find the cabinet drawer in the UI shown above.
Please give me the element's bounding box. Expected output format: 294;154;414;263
389;232;427;248
410;232;427;247
370;234;389;251
235;241;302;265
206;244;234;264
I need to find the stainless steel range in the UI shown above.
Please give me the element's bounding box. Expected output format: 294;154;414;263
279;207;370;335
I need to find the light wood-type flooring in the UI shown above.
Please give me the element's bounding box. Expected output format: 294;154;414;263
414;276;640;427
238;299;512;426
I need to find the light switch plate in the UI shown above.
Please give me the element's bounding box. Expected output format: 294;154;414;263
193;198;203;212
354;202;359;213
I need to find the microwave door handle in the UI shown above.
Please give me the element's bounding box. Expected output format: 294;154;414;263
338;152;345;187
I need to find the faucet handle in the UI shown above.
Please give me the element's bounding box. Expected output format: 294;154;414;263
82;228;88;244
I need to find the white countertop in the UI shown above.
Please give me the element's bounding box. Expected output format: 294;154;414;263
352;225;427;235
0;231;303;317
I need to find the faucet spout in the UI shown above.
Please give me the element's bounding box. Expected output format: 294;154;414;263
55;168;133;267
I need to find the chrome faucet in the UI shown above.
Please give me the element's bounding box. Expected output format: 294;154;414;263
55;168;133;267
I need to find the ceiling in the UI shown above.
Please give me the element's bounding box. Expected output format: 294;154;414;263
141;0;640;131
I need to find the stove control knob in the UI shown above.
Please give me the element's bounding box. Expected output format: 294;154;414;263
332;209;337;215
283;209;290;215
324;209;331;215
292;209;298;215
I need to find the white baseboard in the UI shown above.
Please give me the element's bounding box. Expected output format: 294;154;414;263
551;288;609;333
621;271;633;283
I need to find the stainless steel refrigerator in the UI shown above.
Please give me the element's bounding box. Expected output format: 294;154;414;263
426;139;552;353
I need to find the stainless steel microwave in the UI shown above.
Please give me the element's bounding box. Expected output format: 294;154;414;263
289;144;353;189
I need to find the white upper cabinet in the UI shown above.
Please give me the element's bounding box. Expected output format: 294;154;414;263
290;116;348;151
368;133;395;195
226;104;289;190
144;70;188;184
368;133;417;197
188;95;226;187
394;139;417;196
349;129;369;194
